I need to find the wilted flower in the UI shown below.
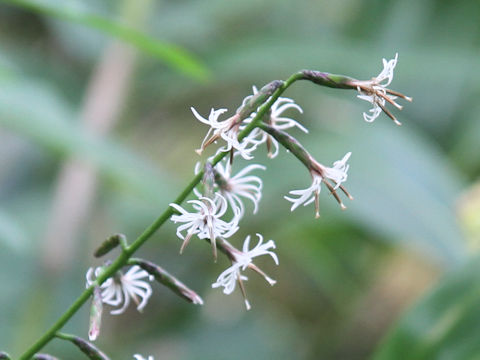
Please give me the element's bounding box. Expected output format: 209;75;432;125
170;194;239;259
192;107;257;159
350;53;412;124
285;152;352;218
86;266;153;315
88;286;103;341
212;234;279;310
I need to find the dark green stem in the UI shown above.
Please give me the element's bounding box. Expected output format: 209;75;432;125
18;71;304;360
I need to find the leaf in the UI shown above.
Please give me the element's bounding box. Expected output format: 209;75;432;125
372;255;480;360
0;0;209;81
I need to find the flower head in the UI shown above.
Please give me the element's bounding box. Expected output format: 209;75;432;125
241;87;306;158
86;265;153;315
170;194;239;259
350;53;412;125
212;234;279;310
192;107;257;159
285;152;352;218
214;159;265;216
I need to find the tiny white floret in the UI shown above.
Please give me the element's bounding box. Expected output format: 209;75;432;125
212;234;279;309
353;53;412;125
86;266;153;315
285;152;351;217
214;159;266;217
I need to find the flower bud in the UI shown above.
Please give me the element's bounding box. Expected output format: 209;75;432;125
237;80;284;119
88;286;103;341
202;162;216;199
94;234;125;257
301;70;354;89
130;258;204;305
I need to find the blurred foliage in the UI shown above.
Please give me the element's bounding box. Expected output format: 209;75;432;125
373;256;480;360
0;0;208;80
0;0;479;359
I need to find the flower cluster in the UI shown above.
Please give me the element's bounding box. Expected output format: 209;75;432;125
239;87;307;158
170;194;240;259
176;75;355;307
78;53;411;357
285;152;352;218
192;108;258;159
351;53;412;124
212;234;279;310
86;265;153;316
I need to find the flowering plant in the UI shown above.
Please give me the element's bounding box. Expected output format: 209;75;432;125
6;54;410;360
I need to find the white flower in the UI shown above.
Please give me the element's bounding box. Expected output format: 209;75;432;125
86;266;153;315
214;159;265;216
284;152;352;218
133;355;154;360
353;53;412;125
241;87;306;158
192;107;257;159
212;234;279;310
269;95;307;132
170;194;239;259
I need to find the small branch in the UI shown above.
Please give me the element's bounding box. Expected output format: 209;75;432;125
56;332;110;360
258;122;314;169
129;258;204;305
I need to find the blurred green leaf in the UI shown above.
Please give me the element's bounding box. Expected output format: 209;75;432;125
372;255;480;360
302;117;467;267
0;0;209;81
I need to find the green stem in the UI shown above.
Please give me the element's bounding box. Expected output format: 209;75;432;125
258;122;314;170
18;71;303;360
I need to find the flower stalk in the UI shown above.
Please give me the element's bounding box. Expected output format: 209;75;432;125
301;70;355;89
129;258;204;305
258;122;312;169
55;333;110;360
